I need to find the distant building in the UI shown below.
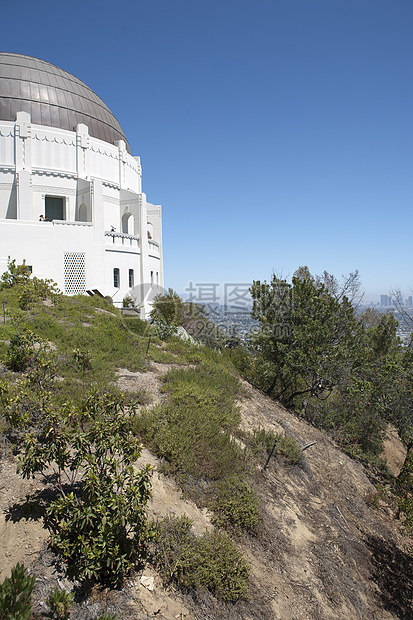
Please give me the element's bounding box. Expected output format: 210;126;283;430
380;295;392;307
0;53;163;314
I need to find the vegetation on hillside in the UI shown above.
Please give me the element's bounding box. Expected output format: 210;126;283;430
2;260;413;614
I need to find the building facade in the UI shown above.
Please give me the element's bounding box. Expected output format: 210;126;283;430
0;53;163;314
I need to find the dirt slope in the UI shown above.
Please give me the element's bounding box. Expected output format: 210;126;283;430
1;366;412;619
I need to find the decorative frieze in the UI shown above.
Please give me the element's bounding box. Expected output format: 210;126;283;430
32;186;76;195
32;134;76;146
103;195;119;205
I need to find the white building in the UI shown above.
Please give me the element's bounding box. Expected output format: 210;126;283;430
0;53;163;314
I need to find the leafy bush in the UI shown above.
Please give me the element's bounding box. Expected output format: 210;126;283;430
45;586;74;619
17;393;152;586
0;563;35;620
0;258;32;289
5;328;36;372
212;475;260;533
152;516;250;602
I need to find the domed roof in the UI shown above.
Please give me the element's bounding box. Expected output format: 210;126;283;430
0;53;130;152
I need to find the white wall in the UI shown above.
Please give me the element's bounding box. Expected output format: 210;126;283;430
0;116;163;310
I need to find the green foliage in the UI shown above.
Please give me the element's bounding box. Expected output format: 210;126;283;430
150;288;183;326
134;365;242;480
0;258;32;289
0;258;60;310
152;516;250;602
17;393;152;586
150;289;226;348
45;587;74;620
244;428;301;464
5;328;36;372
396;451;413;532
249;271;360;407
242;267;413;464
0;563;35;620
151;317;178;340
122;294;135;308
212;476;260;533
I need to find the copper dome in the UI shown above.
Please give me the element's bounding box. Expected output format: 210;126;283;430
0;53;130;152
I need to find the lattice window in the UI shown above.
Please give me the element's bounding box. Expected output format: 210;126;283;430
64;252;86;295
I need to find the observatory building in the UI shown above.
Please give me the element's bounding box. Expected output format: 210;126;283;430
0;52;163;313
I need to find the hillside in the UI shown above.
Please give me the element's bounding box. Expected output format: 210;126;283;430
0;290;412;619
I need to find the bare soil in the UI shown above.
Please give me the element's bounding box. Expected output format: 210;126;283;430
1;366;412;619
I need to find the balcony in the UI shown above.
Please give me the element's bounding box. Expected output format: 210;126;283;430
105;231;140;249
148;239;159;255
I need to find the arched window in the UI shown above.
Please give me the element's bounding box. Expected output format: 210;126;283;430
122;212;134;234
78;203;87;222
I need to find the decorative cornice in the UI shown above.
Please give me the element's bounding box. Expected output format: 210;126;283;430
0;183;13;190
0;130;13;138
32;169;77;180
102;181;120;190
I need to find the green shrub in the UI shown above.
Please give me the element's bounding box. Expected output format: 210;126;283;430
45;586;74;619
0;258;32;289
5;328;36;372
17;393;153;586
212;475;260;533
246;428;301;465
152;516;250;602
275;434;301;464
135;365;243;480
0;563;35;620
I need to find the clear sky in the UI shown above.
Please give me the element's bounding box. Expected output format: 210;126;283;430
2;0;412;302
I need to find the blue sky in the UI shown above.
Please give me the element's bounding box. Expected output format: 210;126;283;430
2;0;412;301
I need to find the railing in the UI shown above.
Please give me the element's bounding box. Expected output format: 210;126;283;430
53;220;93;227
148;239;159;254
105;231;140;248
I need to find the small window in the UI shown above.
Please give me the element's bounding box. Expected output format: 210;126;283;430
45;196;64;221
114;268;120;288
150;271;154;286
129;269;134;288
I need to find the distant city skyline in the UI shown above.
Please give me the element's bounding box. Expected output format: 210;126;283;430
1;0;412;297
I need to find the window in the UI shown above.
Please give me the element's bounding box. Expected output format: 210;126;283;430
78;203;87;222
150;271;153;286
129;269;134;288
113;268;120;288
45;196;64;221
122;213;134;234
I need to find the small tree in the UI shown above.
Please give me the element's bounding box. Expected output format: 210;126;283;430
249;271;361;407
18;392;152;586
